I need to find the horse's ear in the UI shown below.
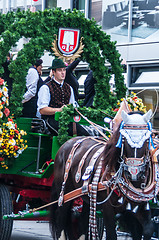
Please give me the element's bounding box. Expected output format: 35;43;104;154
143;109;152;122
121;110;129;123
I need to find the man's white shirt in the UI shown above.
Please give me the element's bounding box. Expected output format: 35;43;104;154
22;67;39;103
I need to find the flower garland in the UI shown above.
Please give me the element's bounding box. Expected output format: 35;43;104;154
0;78;27;169
117;92;147;113
0;77;10;120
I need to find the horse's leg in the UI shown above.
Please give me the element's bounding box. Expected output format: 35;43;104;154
50;183;73;240
58;230;66;240
77;201;89;240
137;206;154;240
118;211;143;240
66;200;89;240
102;201;117;240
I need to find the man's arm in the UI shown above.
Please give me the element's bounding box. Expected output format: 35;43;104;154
39;106;63;115
67;58;80;72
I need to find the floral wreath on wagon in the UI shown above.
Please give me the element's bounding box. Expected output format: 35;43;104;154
116;91;147;113
0;78;27;169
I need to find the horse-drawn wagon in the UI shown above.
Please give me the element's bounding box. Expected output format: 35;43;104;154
1;96;159;240
0;107;108;240
0;8;159;240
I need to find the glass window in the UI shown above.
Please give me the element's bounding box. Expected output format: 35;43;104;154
90;0;102;23
46;0;57;9
79;0;85;11
73;0;85;12
130;66;159;87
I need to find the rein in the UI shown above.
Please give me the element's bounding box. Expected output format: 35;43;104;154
75;108;110;140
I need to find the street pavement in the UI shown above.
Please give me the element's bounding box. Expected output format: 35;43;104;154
10;220;157;240
11;220;52;240
10;220;133;240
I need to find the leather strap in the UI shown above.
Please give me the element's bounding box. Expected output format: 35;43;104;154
75;142;103;183
63;181;107;203
73;122;77;136
82;146;105;194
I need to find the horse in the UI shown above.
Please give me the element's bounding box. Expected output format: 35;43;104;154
49;109;159;240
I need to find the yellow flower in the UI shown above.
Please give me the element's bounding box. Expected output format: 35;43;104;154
0;111;3;118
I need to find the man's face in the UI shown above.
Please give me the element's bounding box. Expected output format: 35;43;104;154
53;68;66;83
36;64;43;75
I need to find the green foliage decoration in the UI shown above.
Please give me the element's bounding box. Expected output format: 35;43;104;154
0;8;127;144
0;8;126;117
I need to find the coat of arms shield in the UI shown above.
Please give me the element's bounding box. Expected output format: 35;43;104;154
58;28;80;55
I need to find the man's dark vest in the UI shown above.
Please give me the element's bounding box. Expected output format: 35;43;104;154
46;79;71;108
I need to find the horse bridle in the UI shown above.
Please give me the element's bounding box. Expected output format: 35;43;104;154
113;122;159;202
118;123;151;181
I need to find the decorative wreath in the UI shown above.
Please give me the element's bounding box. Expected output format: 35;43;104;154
0;8;127;145
0;8;126;117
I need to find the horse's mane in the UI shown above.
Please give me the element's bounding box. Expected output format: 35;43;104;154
102;125;121;174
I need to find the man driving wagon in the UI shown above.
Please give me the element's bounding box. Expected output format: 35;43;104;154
37;58;103;137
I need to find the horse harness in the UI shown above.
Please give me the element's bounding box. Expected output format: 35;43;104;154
58;137;106;240
58;137;106;207
57;122;159;239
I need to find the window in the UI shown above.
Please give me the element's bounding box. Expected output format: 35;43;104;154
73;0;85;12
130;65;159;88
45;0;57;9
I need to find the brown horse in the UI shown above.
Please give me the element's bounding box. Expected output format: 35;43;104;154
49;110;158;240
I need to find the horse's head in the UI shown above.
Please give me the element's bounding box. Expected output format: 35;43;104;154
116;110;152;182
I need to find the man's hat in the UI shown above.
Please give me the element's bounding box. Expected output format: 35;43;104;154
48;59;66;70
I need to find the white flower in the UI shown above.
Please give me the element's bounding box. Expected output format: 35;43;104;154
9;139;16;146
2;96;6;102
7;122;15;130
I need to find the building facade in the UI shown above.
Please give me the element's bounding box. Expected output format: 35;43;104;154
0;0;159;128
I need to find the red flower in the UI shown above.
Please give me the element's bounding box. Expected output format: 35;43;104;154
113;108;119;112
0;157;4;161
4;108;10;117
15;124;17;129
15;129;19;134
132;96;137;100
9;135;14;139
14;146;18;151
0;78;4;85
8;118;13;122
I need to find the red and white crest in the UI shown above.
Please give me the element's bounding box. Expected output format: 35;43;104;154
58;28;80;55
73;115;81;122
